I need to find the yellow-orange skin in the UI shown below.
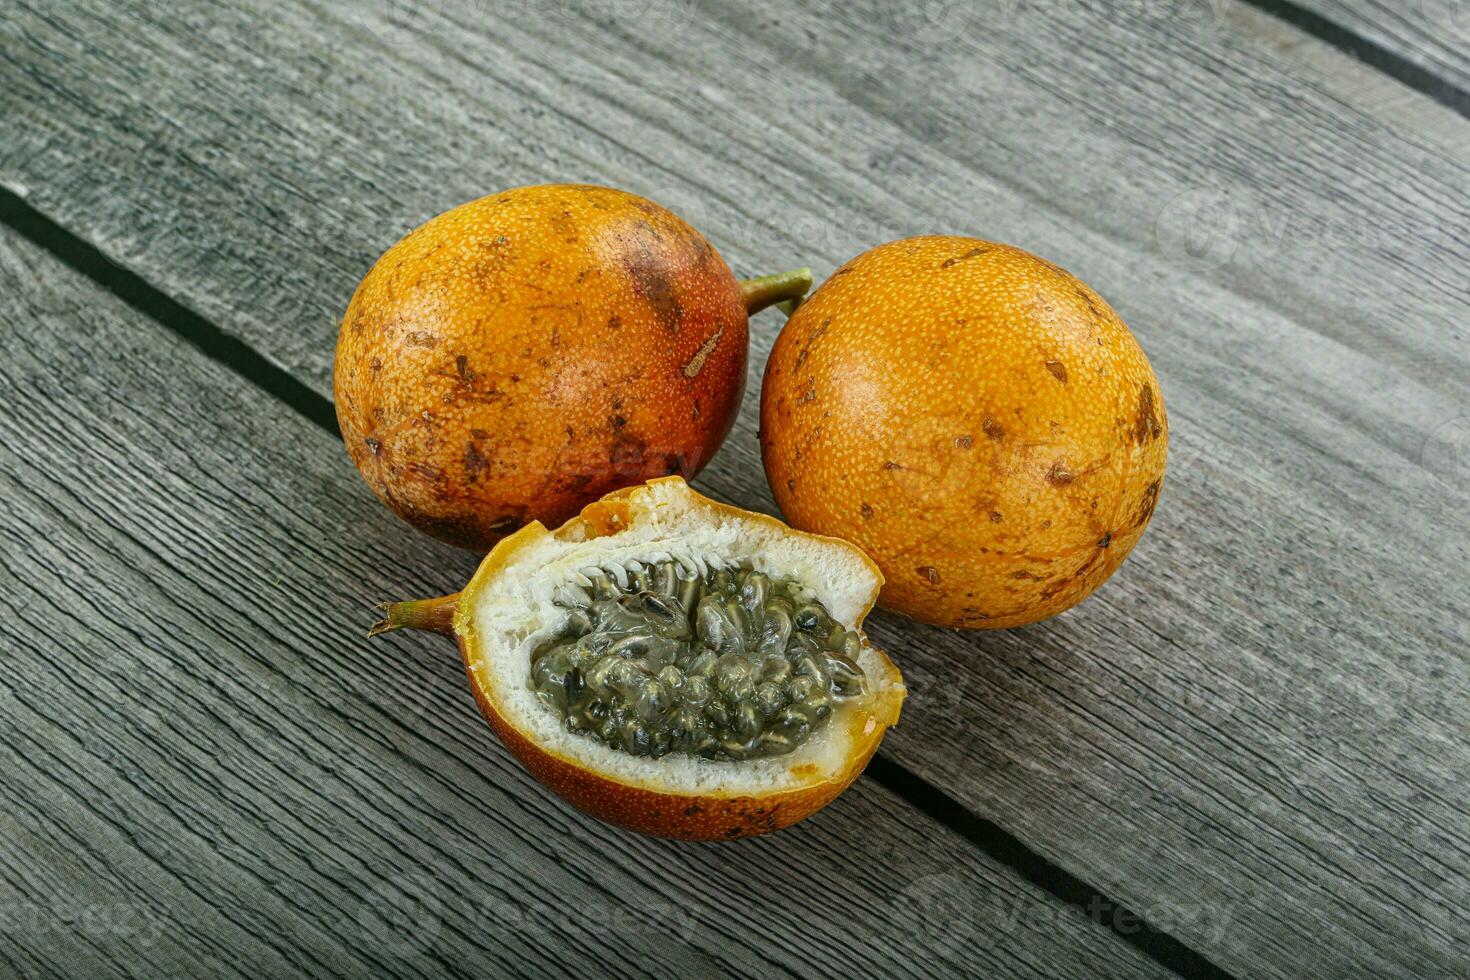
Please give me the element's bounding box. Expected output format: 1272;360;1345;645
761;237;1168;629
335;185;748;550
446;478;905;840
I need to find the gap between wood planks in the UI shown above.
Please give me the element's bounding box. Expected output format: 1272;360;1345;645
1243;0;1470;118
0;186;1234;980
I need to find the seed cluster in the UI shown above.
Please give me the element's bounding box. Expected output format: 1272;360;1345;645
529;559;867;761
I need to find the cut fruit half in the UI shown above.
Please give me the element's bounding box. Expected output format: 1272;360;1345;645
373;477;905;839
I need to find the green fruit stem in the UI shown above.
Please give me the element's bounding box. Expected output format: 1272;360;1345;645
740;268;813;316
368;592;460;638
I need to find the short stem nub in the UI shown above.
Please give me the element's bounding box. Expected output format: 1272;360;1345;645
739;268;813;316
368;593;460;638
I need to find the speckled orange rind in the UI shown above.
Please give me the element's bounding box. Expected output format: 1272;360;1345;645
335;185;749;550
761;237;1168;629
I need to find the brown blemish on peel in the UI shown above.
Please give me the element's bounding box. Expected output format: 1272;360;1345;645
624;225;684;331
1045;360;1068;383
794;319;830;371
941;246;991;268
464;442;488;482
684;325;725;378
1046;459;1075;486
1076;284;1104;321
1134;385;1162;444
982;416;1006;440
1135;479;1162;528
917;566;941;584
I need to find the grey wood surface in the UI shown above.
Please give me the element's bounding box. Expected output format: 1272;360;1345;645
2;0;1468;976
1300;0;1470;94
0;228;1168;979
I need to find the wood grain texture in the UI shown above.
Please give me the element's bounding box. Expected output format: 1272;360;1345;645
0;229;1167;979
1296;0;1470;95
2;0;1469;975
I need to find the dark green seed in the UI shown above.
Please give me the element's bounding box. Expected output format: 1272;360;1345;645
683;675;713;707
794;604;824;632
724;599;752;642
761;729;800;755
786;675;817;703
800;692;832;722
794;653;831;688
753;606;793;660
826;651;866;699
770;707;811;746
691;732;719;757
609;634;654;659
739;572;770;617
657;664;684;698
789;633;826;661
589;572;617;599
636;591;686;630
725;683;754;709
734;702;762;741
635;678;666;723
676;574;701;615
716;653;753;689
760;654;792;685
696;598;741;654
753;681;786;719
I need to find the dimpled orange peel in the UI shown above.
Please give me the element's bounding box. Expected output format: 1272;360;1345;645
334;183;812;550
760;236;1168;629
372;477;905;840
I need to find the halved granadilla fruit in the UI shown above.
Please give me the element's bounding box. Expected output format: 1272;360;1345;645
372;477;905;839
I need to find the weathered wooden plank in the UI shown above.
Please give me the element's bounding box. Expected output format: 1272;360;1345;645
0;230;1167;977
1292;0;1470;98
3;0;1468;975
